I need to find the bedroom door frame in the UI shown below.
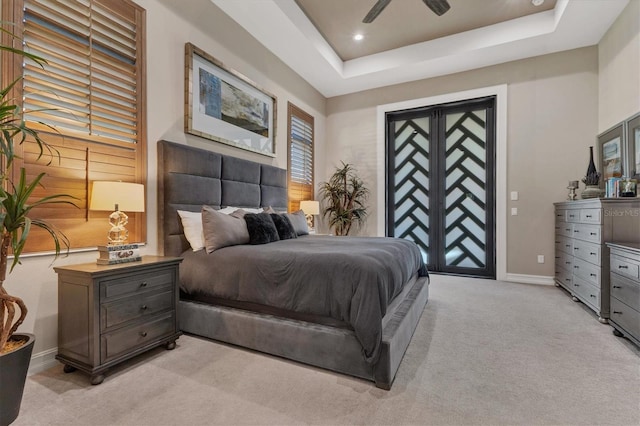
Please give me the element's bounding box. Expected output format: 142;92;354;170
376;85;508;281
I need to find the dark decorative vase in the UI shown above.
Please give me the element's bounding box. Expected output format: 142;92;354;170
581;146;604;199
0;334;35;426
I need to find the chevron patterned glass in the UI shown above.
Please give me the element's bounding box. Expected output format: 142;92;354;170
444;110;487;268
393;117;430;263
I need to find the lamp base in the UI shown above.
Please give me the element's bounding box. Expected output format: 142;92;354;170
97;244;141;265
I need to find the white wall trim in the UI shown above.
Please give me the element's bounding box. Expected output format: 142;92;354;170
505;273;556;286
28;347;59;376
376;84;508;281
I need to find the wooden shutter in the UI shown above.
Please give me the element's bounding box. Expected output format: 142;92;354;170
1;0;146;252
287;103;314;212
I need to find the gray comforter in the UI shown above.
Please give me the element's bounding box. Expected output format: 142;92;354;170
179;235;428;363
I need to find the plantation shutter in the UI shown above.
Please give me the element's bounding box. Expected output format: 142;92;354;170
1;0;146;252
287;103;314;212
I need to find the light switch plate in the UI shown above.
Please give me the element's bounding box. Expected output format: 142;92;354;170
510;191;519;201
537;255;545;264
511;207;518;216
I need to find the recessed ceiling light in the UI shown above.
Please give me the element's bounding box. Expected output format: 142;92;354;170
354;34;364;41
531;0;544;6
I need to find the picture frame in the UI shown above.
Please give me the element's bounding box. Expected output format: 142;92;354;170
626;112;640;179
597;122;624;183
184;43;277;157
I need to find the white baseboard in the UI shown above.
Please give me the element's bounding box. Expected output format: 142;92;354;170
28;347;59;375
505;273;555;286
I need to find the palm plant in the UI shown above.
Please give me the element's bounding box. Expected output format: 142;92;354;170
319;162;369;236
0;27;75;353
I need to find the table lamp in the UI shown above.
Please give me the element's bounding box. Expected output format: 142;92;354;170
90;181;145;246
299;200;320;232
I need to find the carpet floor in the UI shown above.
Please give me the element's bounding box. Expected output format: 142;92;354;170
14;274;640;425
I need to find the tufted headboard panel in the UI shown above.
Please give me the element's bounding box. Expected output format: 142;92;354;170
157;140;287;257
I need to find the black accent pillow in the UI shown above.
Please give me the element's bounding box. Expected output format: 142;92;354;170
244;213;280;245
270;213;297;240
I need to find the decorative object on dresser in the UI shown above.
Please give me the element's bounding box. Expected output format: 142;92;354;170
606;243;640;347
554;199;640;323
567;180;579;201
581;146;604;199
54;256;182;385
626;112;640;179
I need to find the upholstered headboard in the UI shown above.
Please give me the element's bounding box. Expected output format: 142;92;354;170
157;140;288;257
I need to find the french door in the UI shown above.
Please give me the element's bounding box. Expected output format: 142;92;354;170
386;97;496;278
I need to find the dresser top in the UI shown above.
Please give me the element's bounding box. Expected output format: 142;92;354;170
555;198;640;207
606;242;640;254
54;255;182;275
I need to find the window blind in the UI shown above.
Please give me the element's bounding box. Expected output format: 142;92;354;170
287;103;314;212
1;0;147;252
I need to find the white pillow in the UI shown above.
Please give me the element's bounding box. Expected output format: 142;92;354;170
224;206;264;214
218;206;240;214
177;210;205;251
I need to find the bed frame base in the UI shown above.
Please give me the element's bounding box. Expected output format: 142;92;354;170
179;275;429;389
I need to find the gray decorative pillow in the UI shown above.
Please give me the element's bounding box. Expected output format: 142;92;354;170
286;210;309;236
201;205;249;253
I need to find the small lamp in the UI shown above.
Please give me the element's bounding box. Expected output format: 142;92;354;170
90;181;145;246
299;200;320;231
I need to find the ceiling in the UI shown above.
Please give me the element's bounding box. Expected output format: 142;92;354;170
211;0;629;98
295;0;557;61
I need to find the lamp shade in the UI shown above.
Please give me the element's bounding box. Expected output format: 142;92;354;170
299;200;320;215
90;182;145;212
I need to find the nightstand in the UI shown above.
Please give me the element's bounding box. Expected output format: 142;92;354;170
54;256;183;385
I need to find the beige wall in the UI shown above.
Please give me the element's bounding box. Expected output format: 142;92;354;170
598;0;640;133
325;47;599;277
2;0;327;356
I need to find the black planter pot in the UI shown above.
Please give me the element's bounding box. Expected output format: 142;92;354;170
0;333;35;426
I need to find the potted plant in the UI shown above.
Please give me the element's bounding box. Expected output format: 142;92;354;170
319;162;369;236
0;27;74;426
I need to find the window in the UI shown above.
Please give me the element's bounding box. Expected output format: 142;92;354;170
1;0;146;251
287;103;314;212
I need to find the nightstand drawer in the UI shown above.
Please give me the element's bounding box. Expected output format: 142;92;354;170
610;255;640;280
611;274;640;310
101;290;173;331
610;298;640;340
101;269;173;300
101;313;174;363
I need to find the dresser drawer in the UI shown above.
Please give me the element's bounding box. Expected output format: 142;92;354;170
579;208;601;224
611;274;640;311
556;223;573;238
566;210;580;222
571;277;600;311
573;257;601;287
555;236;573;255
555;267;572;288
101;269;174;300
610;298;640;340
610;255;640;281
101;313;174;363
573;240;601;265
572;223;601;244
101;290;174;331
555;252;573;272
555;210;567;222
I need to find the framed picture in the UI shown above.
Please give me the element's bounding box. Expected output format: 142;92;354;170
185;43;277;157
626;112;640;178
597;122;624;182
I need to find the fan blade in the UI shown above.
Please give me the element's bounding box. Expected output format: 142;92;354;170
363;0;392;23
423;0;450;16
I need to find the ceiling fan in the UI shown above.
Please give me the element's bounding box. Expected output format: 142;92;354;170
363;0;451;23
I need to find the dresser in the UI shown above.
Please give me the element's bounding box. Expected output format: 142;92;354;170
606;242;640;347
55;256;183;384
554;199;640;323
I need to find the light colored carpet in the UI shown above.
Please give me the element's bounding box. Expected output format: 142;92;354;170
15;275;640;425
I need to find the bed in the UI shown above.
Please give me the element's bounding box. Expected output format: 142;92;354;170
157;140;429;389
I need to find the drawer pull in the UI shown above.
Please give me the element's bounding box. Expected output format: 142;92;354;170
585;214;592;218
613;311;622;315
555;256;560;259
140;331;148;337
589;294;596;298
574;247;579;251
590;232;597;236
590;252;596;256
140;281;148;288
565;245;571;248
574;284;579;287
569;214;575;218
564;278;570;282
573;230;579;233
141;305;148;311
574;266;579;269
613;285;621;289
589;273;596;277
618;265;628;269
